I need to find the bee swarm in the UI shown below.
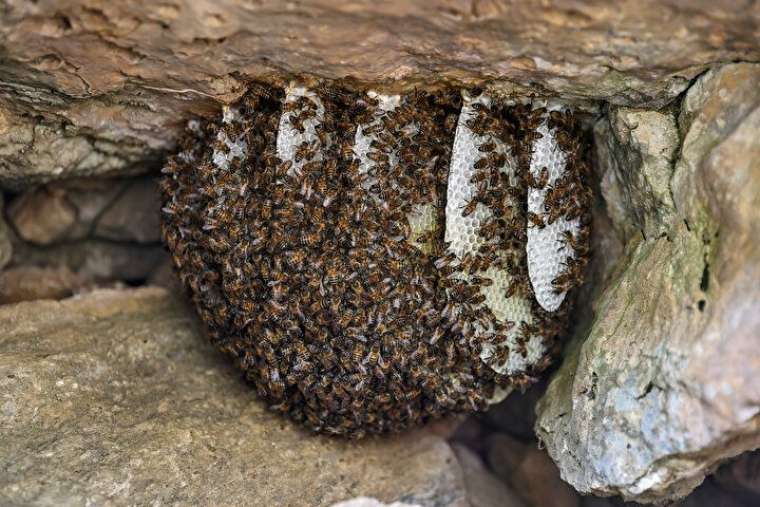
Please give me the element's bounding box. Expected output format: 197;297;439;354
160;81;592;437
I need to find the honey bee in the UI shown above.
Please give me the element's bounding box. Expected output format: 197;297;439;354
461;199;478;218
470;276;493;287
551;271;574;293
295;141;317;163
527;212;545;229
364;342;381;366
527;167;550;189
478;140;496;153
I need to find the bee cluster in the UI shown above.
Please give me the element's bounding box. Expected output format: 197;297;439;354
160;80;591;437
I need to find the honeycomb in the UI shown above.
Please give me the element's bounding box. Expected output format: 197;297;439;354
526;108;582;312
445;93;539;375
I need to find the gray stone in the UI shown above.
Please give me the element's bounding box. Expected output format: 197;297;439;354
535;63;760;504
486;433;531;484
62;178;130;240
93;177;162;243
596;108;679;241
11;238;167;283
511;447;580;507
452;444;526;507
0;266;89;304
331;498;423;507
0;194;11;269
714;451;760;502
0;287;468;507
1;1;758;187
6;177;160;245
6;186;78;245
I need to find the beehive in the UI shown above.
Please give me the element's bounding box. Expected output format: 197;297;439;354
160;81;591;437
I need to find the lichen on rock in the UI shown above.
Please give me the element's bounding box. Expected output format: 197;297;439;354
535;63;760;504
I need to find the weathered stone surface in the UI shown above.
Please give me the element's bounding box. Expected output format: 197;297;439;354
7;177;161;245
332;498;424;507
61;177;129;240
11;238;167;283
486;433;530;483
7;186;78;245
596;107;679;241
535;63;760;503
511;446;580;507
713;450;760;503
1;0;758;188
93;177;162;243
0;265;88;304
452;444;526;507
0;287;468;507
0;194;11;269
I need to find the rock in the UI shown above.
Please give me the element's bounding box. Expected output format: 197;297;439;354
481;381;547;441
11;238;167;283
713;451;760;503
0;194;11;269
331;498;424;507
486;433;531;483
1;1;758;187
0;287;468;507
62;177;130;240
452;444;526;507
536;63;760;503
93;177;162;243
677;477;748;507
0;266;89;304
6;186;78;245
596;108;679;241
7;177;161;245
146;257;185;293
511;447;580;507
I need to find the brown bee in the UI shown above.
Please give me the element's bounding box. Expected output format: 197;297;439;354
551;271;574;294
364;342;381;366
461;199;478;218
527;212;545;229
469;276;493;287
504;281;519;299
527;167;550;189
478;140;496;153
295;141;317;163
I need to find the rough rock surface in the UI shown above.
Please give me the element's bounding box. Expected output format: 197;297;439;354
7;186;78;245
0;266;88;304
0;194;11;269
1;0;758;188
535;63;760;503
452;444;526;507
10;237;167;284
0;287;468;507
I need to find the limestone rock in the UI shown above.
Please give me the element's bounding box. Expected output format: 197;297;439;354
93;177;162;243
535;63;760;504
0;194;11;270
7;186;78;245
713;451;760;503
452;444;526;507
514;447;580;507
61;178;130;240
0;287;467;507
486;433;531;483
1;1;758;187
596;108;679;241
7;177;161;245
11;238;167;284
331;499;424;507
0;266;88;304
